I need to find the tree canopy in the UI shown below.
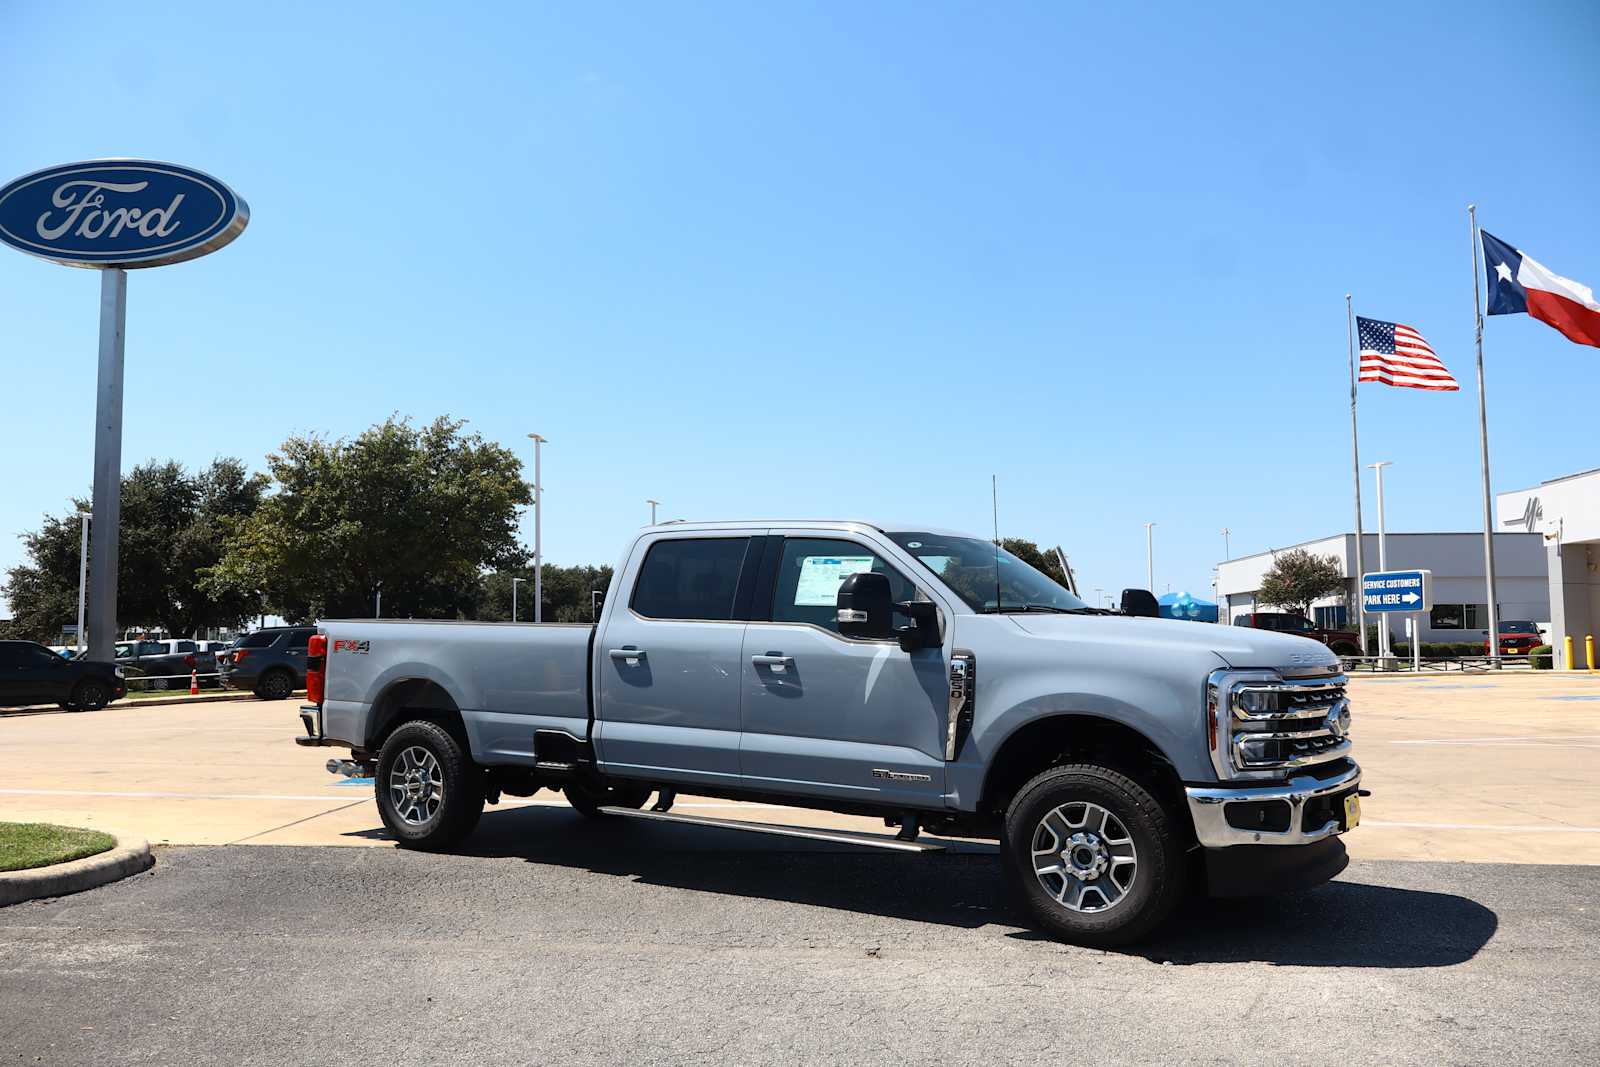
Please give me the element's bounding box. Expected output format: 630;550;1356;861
999;538;1072;589
2;458;268;642
1256;548;1347;618
204;416;530;622
478;563;615;623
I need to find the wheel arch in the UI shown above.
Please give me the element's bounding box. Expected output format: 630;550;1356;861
365;676;470;753
978;713;1189;832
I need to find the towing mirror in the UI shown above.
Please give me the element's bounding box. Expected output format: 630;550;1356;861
837;571;893;640
1120;588;1160;618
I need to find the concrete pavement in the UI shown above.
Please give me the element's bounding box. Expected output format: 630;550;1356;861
2;672;1598;861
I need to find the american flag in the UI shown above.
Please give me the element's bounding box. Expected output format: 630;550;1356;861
1356;316;1458;392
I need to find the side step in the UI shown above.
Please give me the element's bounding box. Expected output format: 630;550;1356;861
597;805;945;853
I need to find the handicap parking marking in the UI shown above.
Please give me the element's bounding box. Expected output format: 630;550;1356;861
333;777;375;787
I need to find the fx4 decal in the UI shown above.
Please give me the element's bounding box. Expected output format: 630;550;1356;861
332;639;370;655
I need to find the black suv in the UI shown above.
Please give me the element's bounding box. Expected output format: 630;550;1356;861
0;640;126;710
218;626;314;700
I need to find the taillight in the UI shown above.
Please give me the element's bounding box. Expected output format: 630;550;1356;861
306;634;327;706
233;649;248;663
185;654;196;668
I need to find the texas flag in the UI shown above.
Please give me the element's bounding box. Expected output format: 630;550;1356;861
1481;231;1600;349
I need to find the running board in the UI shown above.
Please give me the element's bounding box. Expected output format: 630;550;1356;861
597;806;945;853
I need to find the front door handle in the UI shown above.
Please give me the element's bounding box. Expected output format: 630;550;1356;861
609;648;647;663
751;654;794;672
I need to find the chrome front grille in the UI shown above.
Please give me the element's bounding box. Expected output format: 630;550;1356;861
1208;669;1353;779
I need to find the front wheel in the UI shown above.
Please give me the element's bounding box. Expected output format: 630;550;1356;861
375;720;485;850
1001;763;1186;947
69;679;111;712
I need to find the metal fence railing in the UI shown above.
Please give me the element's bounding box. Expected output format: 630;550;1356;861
124;671;224;692
1340;653;1551;673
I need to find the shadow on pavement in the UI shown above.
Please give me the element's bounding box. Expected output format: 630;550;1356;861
443;804;1497;968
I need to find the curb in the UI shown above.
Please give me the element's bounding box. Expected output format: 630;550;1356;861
125;692;271;707
0;837;154;906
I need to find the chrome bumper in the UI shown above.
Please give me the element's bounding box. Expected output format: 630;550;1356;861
1185;763;1362;848
294;702;337;748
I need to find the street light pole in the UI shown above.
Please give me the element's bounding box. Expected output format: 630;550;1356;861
528;433;546;623
511;577;525;622
1221;527;1231;561
1143;523;1156;591
647;499;660;525
1368;461;1392;659
75;512;91;654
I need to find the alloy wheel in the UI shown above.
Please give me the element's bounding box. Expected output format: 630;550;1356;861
1030;800;1139;913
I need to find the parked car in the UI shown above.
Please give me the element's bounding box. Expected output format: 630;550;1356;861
298;520;1362;946
1486;620;1543;656
1233;612;1362;656
220;626;314;700
115;638;211;690
0;640;126;710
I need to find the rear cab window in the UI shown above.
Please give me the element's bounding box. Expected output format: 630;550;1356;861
630;538;751;620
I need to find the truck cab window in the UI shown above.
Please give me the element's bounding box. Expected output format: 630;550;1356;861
630;537;750;620
770;538;917;634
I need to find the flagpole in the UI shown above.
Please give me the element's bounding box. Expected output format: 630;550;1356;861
1346;293;1368;657
1469;203;1502;669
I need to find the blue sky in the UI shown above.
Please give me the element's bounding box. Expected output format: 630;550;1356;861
3;1;1597;615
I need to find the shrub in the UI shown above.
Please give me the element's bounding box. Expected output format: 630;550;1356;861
1530;644;1554;670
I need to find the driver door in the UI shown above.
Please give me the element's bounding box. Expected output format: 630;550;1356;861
739;534;951;807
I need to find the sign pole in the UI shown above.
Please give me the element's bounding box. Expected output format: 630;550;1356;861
75;511;90;654
1412;614;1421;672
1468;205;1502;669
1346;294;1367;656
86;268;127;662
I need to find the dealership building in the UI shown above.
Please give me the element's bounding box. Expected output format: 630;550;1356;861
1497;468;1600;668
1216;531;1549;646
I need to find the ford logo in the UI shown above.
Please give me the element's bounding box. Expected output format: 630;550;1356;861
0;159;247;269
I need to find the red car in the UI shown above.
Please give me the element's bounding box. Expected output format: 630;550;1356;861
1486;620;1543;656
1232;612;1362;656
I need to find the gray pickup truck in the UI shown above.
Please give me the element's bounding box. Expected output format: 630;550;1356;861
297;520;1363;945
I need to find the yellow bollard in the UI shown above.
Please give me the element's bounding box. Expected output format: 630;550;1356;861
1566;635;1577;670
1588;635;1596;672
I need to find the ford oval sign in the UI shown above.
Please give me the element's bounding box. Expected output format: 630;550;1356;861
0;160;248;269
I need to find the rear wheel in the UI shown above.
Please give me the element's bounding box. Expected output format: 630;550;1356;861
256;669;294;701
375;720;484;850
1001;763;1186;947
564;781;653;819
69;679;111;712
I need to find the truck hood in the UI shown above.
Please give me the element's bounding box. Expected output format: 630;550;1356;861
1008;614;1341;671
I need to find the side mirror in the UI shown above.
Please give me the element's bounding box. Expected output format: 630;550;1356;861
1120;588;1160;618
894;600;941;652
837;571;893;640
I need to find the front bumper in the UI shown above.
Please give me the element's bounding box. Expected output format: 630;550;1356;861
1185;762;1362;848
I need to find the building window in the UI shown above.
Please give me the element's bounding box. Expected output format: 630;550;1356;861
1314;605;1348;629
1430;604;1487;630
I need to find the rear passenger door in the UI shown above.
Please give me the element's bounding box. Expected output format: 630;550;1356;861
594;533;763;788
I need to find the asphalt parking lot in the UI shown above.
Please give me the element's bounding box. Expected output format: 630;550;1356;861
3;671;1600;1063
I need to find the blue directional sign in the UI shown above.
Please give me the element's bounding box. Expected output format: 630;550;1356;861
1362;569;1432;614
0;160;248;269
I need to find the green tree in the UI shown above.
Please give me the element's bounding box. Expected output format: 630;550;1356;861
205;416;531;621
2;458;268;642
999;538;1071;588
478;564;615;623
1256;548;1347;618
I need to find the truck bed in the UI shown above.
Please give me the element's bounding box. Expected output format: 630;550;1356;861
319;619;595;761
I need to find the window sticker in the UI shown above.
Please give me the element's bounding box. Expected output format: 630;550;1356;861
794;556;876;606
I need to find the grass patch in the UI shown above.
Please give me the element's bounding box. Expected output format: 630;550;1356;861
0;822;116;872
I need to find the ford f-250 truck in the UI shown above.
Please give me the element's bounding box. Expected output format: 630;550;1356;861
296;520;1363;945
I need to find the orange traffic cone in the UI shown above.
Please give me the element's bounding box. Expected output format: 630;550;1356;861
189;669;199;695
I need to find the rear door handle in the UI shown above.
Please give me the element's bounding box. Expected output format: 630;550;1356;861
751;654;794;672
609;648;647;663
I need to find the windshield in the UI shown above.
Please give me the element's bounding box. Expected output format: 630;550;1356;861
1502;621;1538;634
887;533;1089;613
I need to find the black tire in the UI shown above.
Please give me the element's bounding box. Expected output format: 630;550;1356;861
1001;763;1186;947
256;669;294;701
148;676;171;692
564;781;653;819
375;720;484;850
69;679;111;712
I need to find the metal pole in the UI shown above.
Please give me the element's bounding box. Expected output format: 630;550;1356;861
1469;205;1502;669
1144;523;1155;590
1369;461;1392;659
512;577;523;622
86;269;126;662
529;433;545;623
375;585;382;618
75;512;90;654
648;499;659;524
1347;294;1369;656
1221;527;1230;561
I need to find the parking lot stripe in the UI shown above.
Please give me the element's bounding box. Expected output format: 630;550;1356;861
1392;735;1600;746
1365;820;1600;833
